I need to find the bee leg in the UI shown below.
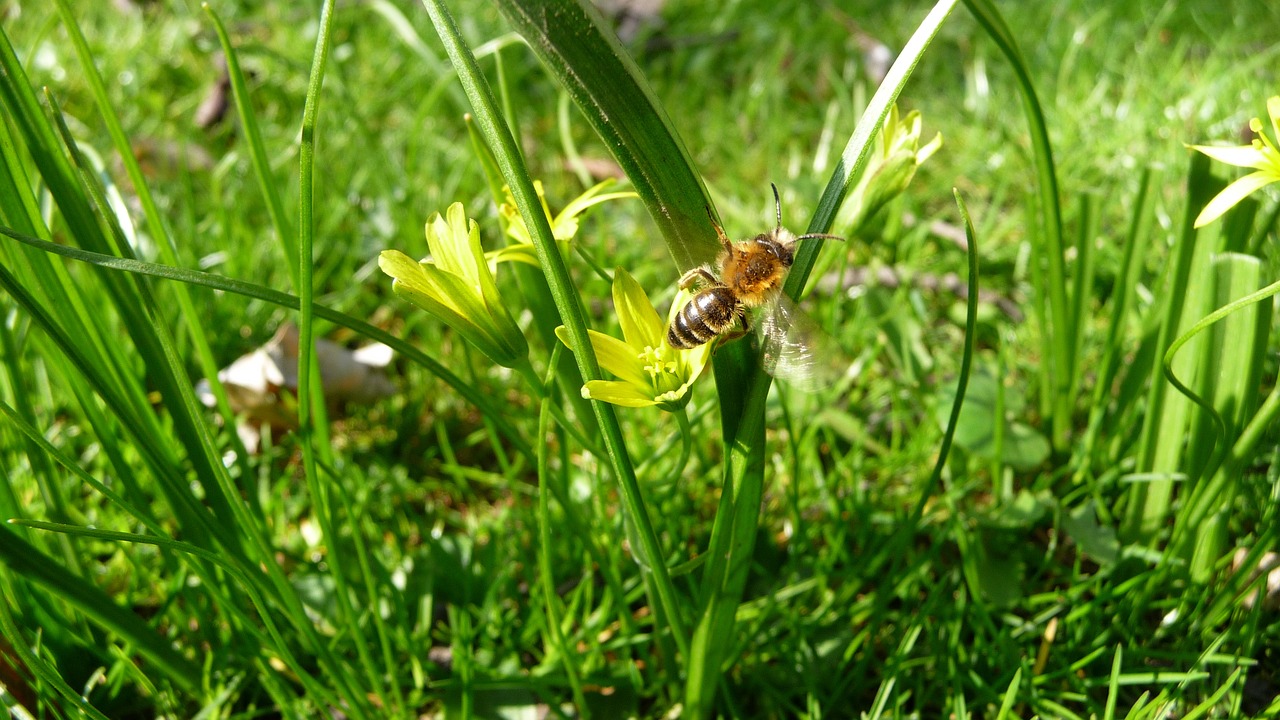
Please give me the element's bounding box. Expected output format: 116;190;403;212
677;266;719;290
704;206;734;254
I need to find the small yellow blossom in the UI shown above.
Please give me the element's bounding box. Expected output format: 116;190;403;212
556;268;711;411
1189;96;1280;228
839;104;942;235
379;202;527;368
491;179;637;267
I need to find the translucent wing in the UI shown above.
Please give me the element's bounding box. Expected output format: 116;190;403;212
756;293;848;392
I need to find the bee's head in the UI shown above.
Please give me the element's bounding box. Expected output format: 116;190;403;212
756;229;796;266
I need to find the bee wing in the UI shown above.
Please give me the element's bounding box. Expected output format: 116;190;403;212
757;294;847;392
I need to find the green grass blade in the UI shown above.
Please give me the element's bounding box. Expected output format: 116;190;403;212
962;0;1071;450
0;597;114;720
203;4;298;284
1122;153;1218;543
915;190;981;509
993;666;1022;720
9;518;350;710
1075;169;1156;479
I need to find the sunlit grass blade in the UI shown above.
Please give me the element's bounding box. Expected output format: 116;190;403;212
1122;153;1218;543
203;3;298;282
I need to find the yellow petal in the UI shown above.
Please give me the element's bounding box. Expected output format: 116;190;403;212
1189;143;1267;169
581;380;658;407
612;268;664;348
1194;171;1278;228
555;327;648;387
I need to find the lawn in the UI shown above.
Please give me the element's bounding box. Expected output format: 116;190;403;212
2;0;1279;717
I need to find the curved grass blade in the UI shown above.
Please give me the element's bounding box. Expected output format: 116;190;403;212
912;190;980;514
0;225;534;463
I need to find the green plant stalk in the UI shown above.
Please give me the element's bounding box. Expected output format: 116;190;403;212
962;0;1071;451
687;3;961;716
293;3;379;715
422;0;690;666
535;345;590;716
463;116;598;439
0;225;534;462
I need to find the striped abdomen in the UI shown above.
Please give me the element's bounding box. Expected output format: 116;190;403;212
667;286;741;349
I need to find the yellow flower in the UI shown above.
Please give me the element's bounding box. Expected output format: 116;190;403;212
840;104;942;235
379;202;527;368
491;179;637;267
556;269;711;411
1189;96;1280;228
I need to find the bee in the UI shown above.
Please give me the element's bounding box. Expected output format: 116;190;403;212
667;185;844;382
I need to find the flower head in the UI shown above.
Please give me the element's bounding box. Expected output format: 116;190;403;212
840;104;942;235
379;202;528;368
491;179;637;267
1189;96;1280;228
556;268;711;411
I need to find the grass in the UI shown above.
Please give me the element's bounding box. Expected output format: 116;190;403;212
2;0;1280;717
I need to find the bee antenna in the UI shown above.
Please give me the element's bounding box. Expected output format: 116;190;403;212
797;232;846;242
770;183;782;231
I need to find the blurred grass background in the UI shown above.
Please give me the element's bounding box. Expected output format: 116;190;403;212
2;0;1280;717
